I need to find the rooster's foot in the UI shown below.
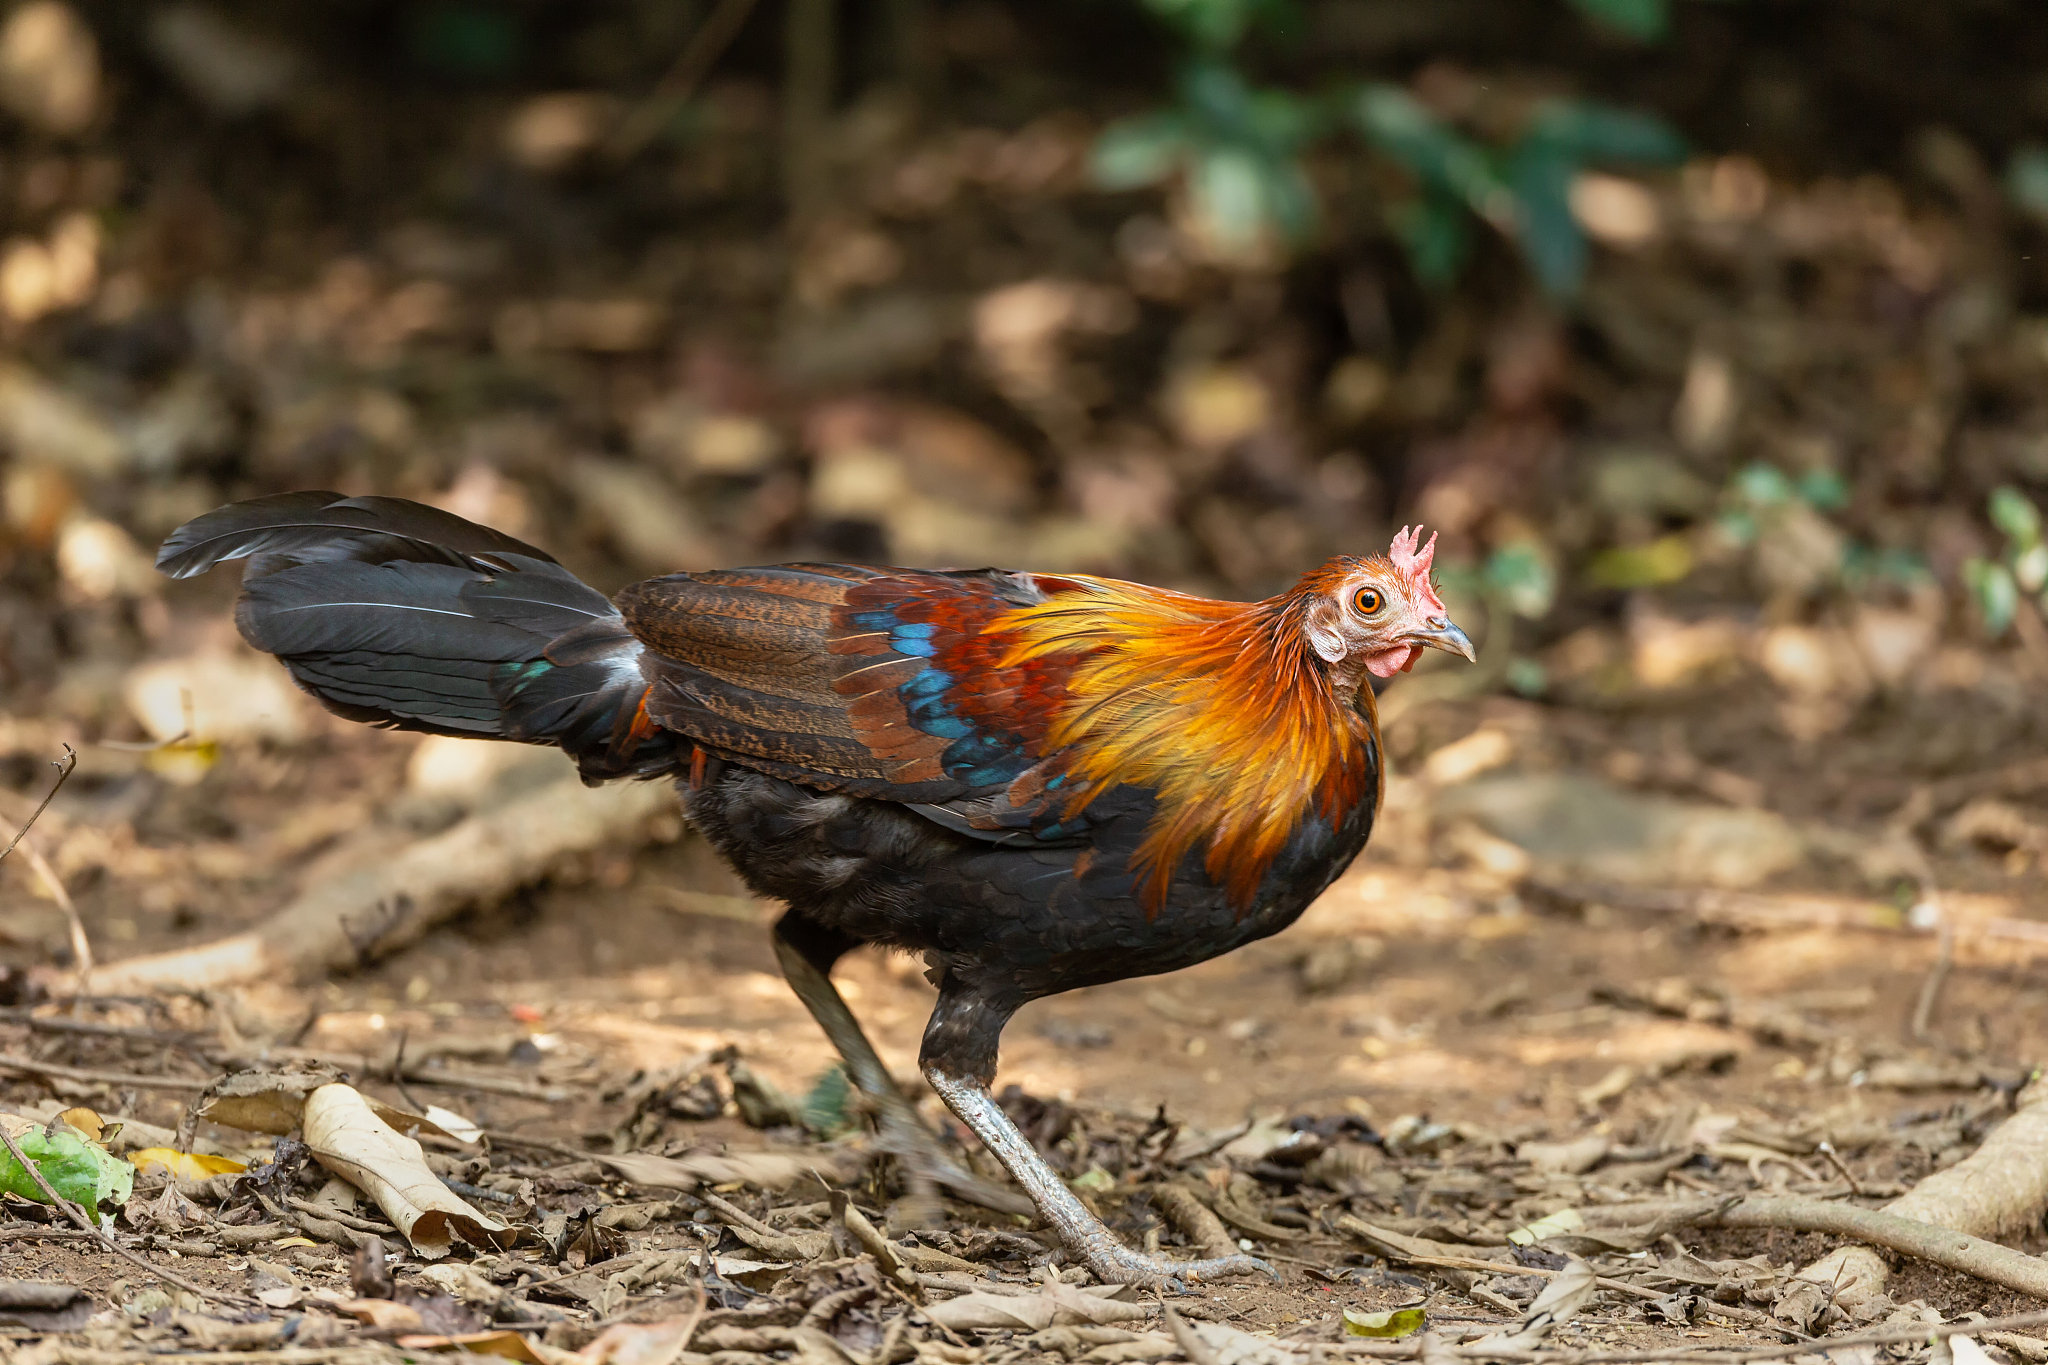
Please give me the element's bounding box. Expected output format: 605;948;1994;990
923;1063;1283;1289
1071;1240;1278;1291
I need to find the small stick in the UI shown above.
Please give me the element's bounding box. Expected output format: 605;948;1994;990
0;1053;213;1090
1912;905;1956;1041
15;835;92;997
0;744;75;866
1814;1140;1863;1196
0;1114;248;1306
606;0;764;159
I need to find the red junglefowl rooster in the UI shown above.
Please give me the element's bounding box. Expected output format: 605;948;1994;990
157;492;1473;1287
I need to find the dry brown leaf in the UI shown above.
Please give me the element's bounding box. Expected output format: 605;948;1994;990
396;1330;551;1363
337;1298;428;1332
576;1316;702;1365
303;1083;512;1258
595;1148;838;1192
200;1065;461;1139
922;1283;1150;1332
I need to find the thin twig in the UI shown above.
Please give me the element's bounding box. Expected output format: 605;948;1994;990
15;833;93;1000
1912;905;1955;1041
389;1029;430;1115
1814;1140;1863;1197
0;1053;213;1090
480;1128;594;1161
0;744;74;866
0;1225;100;1242
0;1113;249;1306
606;0;764;159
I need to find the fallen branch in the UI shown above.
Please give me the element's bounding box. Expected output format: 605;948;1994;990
73;773;673;996
0;1054;213;1091
1772;1075;2048;1323
1535;880;2048;951
1577;1181;2048;1308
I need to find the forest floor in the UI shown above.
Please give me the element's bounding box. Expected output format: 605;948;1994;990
6;676;2048;1363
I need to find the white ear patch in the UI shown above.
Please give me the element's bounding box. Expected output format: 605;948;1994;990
1306;604;1347;663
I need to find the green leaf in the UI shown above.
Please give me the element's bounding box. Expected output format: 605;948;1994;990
1523;100;1686;167
1069;1166;1117;1193
1485;543;1557;618
1505;657;1548;697
1990;486;2043;548
1588;534;1694;589
1356;87;1509;218
0;1115;133;1223
1795;468;1849;511
1344;1307;1427;1338
2007;146;2048;223
1567;0;1668;41
799;1064;855;1139
1965;558;2019;638
1734;463;1796;507
1141;0;1295;51
1506;142;1586;296
1388;189;1472;286
1091;112;1191;189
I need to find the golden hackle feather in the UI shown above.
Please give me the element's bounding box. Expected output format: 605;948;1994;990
994;563;1382;913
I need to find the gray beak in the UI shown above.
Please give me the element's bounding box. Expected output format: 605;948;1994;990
1408;618;1477;663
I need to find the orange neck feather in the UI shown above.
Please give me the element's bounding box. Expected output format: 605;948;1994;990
997;574;1382;913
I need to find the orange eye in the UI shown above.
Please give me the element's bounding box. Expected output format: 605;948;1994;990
1352;586;1383;615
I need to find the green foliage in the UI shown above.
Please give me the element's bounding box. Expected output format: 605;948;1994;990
1966;486;2048;639
409;3;522;78
1353;92;1684;295
1093;61;1321;253
1567;0;1669;40
1103;0;1685;291
1588;533;1693;589
1717;461;1849;547
1139;0;1297;52
2006;145;2048;224
799;1063;857;1138
0;1119;132;1223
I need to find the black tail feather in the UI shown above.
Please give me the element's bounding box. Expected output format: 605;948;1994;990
160;493;681;782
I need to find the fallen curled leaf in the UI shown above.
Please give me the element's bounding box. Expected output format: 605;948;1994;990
337;1298;428;1332
54;1108;106;1141
594;1148;839;1192
1344;1307;1427;1338
423;1105;483;1144
1471;1257;1598;1351
302;1083;512;1258
922;1283;1150;1332
129;1147;248;1180
199;1066;462;1140
397;1331;551;1363
1507;1208;1586;1245
576;1316;702;1365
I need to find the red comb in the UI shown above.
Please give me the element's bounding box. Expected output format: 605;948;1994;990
1389;526;1446;614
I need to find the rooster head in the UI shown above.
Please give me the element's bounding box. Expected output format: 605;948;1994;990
1298;526;1476;680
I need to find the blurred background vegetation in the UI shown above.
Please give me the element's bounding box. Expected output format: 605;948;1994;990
5;0;2048;774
